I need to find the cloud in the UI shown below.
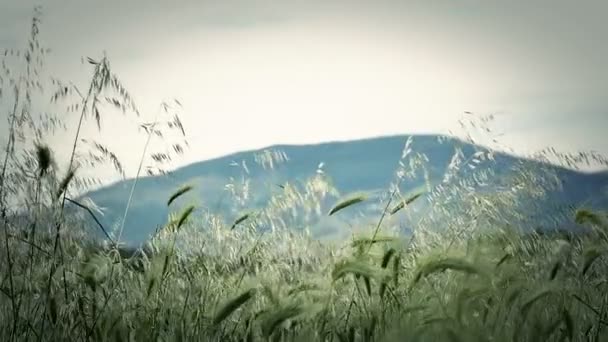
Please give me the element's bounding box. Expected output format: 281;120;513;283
1;0;607;182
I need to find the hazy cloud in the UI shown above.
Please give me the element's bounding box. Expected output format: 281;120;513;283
1;0;607;180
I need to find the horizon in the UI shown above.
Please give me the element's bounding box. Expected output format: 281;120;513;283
148;132;608;173
84;133;608;198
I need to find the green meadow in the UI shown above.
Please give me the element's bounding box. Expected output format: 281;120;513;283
1;9;608;342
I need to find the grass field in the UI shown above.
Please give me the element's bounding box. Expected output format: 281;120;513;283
2;9;608;342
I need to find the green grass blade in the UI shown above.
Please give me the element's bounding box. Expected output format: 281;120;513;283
390;192;424;215
213;288;257;326
329;194;367;216
231;213;251;230
167;184;193;206
176;205;195;230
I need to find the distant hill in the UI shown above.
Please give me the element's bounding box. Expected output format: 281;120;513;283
76;134;608;245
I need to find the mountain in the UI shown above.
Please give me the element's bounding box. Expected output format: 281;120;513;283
75;134;608;245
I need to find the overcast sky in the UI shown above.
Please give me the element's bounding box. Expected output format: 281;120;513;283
1;0;607;179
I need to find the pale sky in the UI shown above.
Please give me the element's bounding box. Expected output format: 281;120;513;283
1;0;607;180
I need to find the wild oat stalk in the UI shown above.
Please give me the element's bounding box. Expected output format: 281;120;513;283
117;100;188;244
